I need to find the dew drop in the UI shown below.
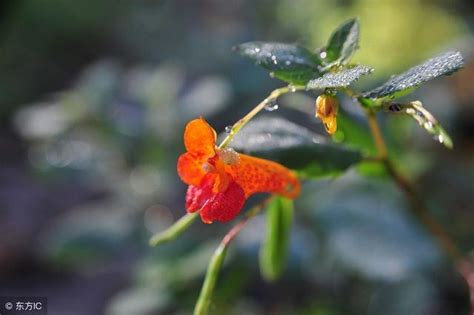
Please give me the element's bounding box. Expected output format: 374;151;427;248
319;50;327;59
264;99;279;111
225;125;234;134
435;134;444;144
271;55;278;65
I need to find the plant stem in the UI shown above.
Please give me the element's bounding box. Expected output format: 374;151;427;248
383;159;460;259
364;110;460;260
193;199;269;315
218;85;305;149
366;110;388;159
149;212;199;247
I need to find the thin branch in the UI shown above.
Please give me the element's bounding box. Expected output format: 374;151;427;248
218;85;305;149
364;110;459;260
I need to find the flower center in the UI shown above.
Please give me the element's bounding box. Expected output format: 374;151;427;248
217;148;240;166
204;154;233;193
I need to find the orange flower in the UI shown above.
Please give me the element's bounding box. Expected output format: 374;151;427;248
177;118;301;223
315;94;338;135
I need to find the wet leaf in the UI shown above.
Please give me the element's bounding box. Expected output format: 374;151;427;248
307;65;372;89
234;41;322;85
363;51;464;100
384;101;453;148
325;18;360;63
259;197;294;281
231;116;362;178
309;172;441;281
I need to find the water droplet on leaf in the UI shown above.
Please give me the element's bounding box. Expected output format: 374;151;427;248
271;55;278;65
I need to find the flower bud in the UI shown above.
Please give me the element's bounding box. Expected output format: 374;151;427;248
315;94;338;134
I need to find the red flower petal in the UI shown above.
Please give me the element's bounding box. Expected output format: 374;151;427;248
184;174;246;223
200;180;245;224
185;174;215;212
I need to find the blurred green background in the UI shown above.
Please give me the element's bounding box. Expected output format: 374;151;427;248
1;0;474;314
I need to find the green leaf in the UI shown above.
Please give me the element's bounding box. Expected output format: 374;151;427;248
356;160;388;177
259;196;294;281
234;41;322;85
325;18;360;63
332;109;376;155
313;172;441;281
384;101;453;148
363;51;464;100
231;116;362;178
307;65;372;89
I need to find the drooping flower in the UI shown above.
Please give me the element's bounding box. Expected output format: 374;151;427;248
177;118;300;224
315;94;339;135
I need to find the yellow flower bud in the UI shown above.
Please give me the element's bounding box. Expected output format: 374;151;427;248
315;94;338;135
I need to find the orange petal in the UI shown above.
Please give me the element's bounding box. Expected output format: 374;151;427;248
184;118;216;158
228;154;301;199
177;152;207;186
322;115;337;134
